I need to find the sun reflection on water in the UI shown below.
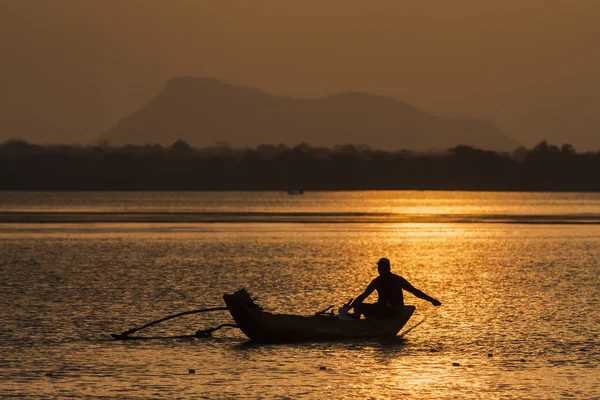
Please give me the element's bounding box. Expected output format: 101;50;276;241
1;193;598;398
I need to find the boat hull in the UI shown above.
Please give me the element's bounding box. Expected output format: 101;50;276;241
223;289;415;343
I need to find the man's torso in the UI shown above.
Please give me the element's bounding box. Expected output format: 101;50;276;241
372;273;408;306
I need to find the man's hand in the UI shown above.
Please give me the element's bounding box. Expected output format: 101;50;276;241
430;298;442;306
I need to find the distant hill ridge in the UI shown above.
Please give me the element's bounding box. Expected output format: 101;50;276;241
101;77;520;151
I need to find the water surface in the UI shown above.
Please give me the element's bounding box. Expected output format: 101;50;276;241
1;192;598;398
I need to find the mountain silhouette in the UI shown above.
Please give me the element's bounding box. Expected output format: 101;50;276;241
101;77;520;151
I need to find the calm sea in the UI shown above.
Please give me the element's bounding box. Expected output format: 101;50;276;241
1;191;598;399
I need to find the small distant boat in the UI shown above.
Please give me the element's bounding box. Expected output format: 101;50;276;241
286;189;304;195
223;289;415;343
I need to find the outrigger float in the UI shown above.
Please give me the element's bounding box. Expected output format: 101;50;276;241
111;288;416;343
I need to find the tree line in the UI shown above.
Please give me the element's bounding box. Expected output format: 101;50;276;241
1;139;599;191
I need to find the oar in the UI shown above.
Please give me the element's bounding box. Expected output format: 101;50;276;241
399;306;441;338
111;306;229;340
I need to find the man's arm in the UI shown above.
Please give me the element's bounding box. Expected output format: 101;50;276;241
348;281;376;310
400;279;441;306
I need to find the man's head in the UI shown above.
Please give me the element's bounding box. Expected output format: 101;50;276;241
376;257;391;275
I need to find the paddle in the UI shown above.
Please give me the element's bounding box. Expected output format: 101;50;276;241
315;298;354;317
111;306;229;340
399;305;441;338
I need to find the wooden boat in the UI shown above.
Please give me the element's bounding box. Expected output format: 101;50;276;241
223;289;415;343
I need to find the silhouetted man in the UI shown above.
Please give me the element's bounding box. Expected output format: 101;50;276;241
349;257;441;319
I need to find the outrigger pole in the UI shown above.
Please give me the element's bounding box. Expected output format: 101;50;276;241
111;306;230;340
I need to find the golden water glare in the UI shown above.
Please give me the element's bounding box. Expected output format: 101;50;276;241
1;192;598;398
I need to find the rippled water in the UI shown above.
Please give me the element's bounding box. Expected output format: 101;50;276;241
1;192;599;398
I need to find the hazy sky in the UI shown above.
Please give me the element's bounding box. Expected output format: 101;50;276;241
1;0;599;150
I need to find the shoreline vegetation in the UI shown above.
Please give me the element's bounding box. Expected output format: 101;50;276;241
1;139;599;191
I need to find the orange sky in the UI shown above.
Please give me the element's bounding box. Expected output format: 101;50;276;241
1;0;599;150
